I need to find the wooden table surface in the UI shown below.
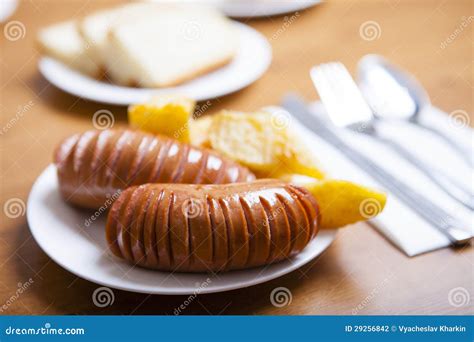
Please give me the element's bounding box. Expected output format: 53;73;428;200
1;0;473;315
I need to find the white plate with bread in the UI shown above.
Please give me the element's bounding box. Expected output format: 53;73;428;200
28;164;337;295
37;3;272;104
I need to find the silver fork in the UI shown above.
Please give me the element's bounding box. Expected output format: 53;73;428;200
310;62;474;211
282;94;472;245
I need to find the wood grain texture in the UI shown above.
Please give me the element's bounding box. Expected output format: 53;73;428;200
0;0;472;315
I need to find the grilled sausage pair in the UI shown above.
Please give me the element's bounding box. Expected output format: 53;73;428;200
55;129;320;272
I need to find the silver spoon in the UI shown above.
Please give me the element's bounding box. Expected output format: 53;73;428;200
357;54;473;167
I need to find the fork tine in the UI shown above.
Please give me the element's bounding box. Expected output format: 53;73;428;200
310;65;342;122
312;61;373;128
322;63;355;123
329;62;373;122
311;64;351;126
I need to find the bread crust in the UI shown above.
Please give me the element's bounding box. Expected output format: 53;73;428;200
129;55;235;88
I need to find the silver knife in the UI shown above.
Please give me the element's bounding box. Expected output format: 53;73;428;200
282;94;472;245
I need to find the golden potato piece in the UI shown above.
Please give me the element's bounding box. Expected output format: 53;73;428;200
208;110;325;178
128;94;195;142
282;174;387;229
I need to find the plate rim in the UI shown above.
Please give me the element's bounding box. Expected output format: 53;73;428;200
38;21;272;105
27;164;337;295
218;0;321;18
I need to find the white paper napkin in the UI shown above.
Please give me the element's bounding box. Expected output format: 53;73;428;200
296;102;474;256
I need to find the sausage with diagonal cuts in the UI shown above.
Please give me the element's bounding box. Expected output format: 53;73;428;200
54;129;255;209
105;180;320;272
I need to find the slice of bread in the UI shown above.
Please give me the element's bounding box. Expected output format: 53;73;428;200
78;2;156;69
37;20;99;77
104;4;238;87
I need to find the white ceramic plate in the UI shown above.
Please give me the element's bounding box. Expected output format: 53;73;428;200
215;0;321;18
38;22;272;105
27;165;337;295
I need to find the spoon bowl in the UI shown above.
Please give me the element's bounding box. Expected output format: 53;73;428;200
357;54;472;166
